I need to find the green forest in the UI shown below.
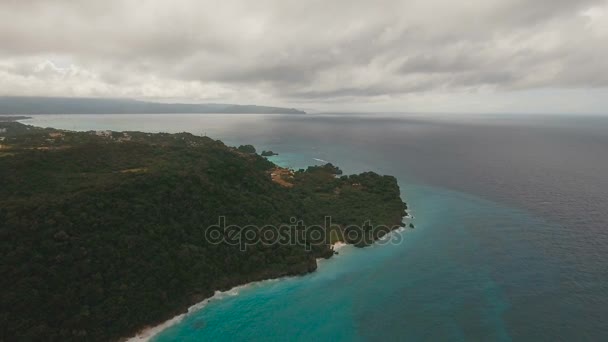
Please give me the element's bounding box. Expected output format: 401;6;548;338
0;121;407;341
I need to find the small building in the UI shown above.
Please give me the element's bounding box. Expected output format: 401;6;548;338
95;130;112;138
117;132;131;142
49;132;64;138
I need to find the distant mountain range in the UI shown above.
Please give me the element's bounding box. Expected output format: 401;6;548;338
0;96;306;114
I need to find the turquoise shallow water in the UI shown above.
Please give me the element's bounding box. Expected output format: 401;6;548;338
21;114;608;340
153;182;524;341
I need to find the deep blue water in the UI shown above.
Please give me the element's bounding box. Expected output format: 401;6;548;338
22;113;608;340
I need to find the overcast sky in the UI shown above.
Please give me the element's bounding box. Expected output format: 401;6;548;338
1;0;608;113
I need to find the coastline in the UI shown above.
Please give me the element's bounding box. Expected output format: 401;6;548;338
332;241;347;251
124;280;280;342
120;181;409;340
125;242;356;341
3;119;410;340
124;231;405;341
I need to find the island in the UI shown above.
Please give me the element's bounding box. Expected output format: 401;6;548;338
261;150;278;156
0;121;408;341
0;96;306;114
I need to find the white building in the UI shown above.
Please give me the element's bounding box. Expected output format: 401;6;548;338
95;130;112;137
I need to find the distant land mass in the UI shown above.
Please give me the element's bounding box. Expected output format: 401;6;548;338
0;96;306;114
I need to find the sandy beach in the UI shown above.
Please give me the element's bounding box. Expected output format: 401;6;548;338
125;280;265;341
127;241;353;341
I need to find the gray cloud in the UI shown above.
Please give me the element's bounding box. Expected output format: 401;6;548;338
0;0;607;111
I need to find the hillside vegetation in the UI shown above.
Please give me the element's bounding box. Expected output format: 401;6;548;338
0;121;407;341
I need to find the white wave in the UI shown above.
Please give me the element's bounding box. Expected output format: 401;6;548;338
313;158;328;163
125;278;284;341
126;227;401;341
332;241;347;251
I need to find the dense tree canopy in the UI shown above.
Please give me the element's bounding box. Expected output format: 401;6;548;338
0;122;407;341
236;144;256;154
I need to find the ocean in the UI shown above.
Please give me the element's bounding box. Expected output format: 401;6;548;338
22;113;608;340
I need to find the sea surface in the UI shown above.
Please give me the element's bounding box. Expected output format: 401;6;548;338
22;113;608;341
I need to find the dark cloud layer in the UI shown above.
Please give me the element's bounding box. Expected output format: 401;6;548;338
0;0;607;111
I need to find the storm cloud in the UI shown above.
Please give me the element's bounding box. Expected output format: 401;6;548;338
1;0;607;112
